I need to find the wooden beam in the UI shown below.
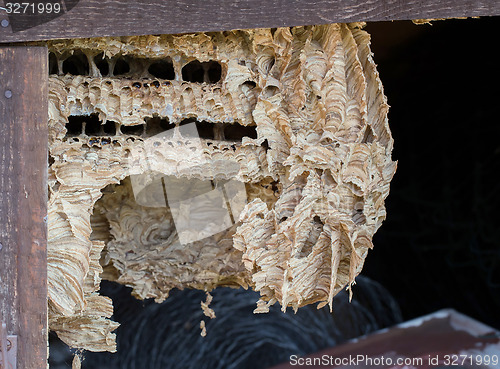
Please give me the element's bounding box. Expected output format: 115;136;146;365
0;0;499;43
270;309;500;369
0;46;48;369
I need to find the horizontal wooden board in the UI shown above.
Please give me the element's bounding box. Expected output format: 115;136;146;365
0;0;499;42
0;46;48;368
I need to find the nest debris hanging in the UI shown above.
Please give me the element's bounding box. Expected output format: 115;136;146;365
47;23;396;352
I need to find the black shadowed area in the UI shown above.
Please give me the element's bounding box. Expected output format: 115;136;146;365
49;277;402;369
363;17;500;329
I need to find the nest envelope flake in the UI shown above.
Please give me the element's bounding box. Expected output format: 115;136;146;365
47;23;396;351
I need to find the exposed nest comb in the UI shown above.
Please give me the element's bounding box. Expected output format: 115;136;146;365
47;23;396;352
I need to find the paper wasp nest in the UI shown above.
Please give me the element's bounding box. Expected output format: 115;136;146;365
47;23;396;351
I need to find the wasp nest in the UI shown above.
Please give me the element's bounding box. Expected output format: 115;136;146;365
47;23;396;352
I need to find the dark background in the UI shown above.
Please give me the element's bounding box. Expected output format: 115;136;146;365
364;16;500;329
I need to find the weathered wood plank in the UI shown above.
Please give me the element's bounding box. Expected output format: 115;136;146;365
0;0;498;43
270;310;500;369
0;46;48;369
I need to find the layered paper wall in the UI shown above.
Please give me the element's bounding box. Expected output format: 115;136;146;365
47;23;396;351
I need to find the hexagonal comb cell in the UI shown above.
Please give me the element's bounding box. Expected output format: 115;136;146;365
47;24;395;353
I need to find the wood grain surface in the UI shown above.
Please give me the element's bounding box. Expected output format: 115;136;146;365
0;46;48;369
0;0;498;43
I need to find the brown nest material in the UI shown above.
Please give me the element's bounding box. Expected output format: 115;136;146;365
47;23;395;351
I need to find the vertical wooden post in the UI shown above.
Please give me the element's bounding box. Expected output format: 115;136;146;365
0;47;48;368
